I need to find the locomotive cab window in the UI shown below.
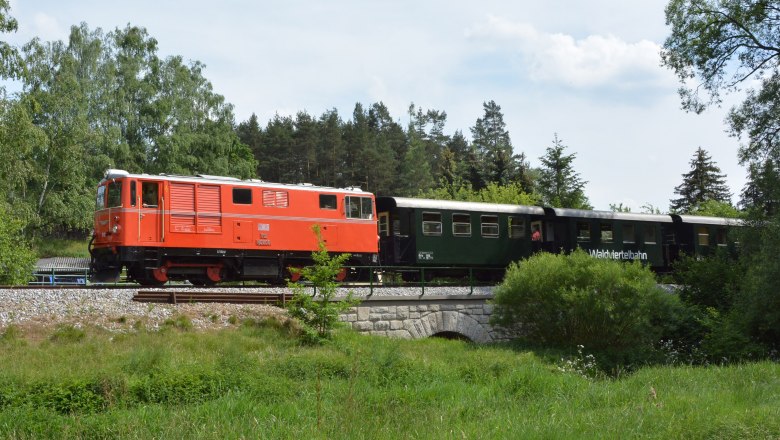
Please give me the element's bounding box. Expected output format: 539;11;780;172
644;225;657;244
107;181;122;208
622;224;635;243
577;222;590;242
508;216;525;238
600;223;613;243
345;196;373;219
142;182;158;207
452;213;471;237
698;226;710;246
319;194;337;210
96;185;106;210
481;215;499;238
233;188;252;205
130;181;137;207
422;212;442;236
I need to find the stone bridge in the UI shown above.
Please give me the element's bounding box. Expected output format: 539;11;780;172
339;293;504;343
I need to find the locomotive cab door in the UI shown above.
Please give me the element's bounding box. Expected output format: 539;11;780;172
140;181;163;243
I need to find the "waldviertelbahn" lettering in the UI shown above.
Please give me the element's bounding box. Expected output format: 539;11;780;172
588;249;648;261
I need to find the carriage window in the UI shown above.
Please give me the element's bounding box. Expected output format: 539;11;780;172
508;216;525;238
107;181;122;208
600;223;613;243
319;194;337;210
622;224;635;243
577;222;590;241
130;181;137;207
142;182;158;207
422;212;442;236
481;215;499;238
698;226;710;246
96;185;106;210
233;188;252;205
644;225;657;244
345;196;373;219
452;213;471;237
716;228;727;246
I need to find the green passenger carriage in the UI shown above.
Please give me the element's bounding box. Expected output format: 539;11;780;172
376;197;545;278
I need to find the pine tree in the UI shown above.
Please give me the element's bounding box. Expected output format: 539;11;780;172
537;134;591;209
670;147;732;213
470;100;514;185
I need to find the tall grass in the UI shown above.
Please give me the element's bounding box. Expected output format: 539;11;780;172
33;238;91;259
0;320;777;439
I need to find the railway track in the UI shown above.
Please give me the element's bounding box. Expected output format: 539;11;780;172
132;290;294;305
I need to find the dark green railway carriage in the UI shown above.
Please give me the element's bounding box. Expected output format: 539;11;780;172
376;197;545;272
670;215;740;258
541;208;676;270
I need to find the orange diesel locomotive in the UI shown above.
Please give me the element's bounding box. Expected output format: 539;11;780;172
89;169;378;285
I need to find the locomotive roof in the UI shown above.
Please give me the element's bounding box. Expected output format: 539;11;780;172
545;207;674;223
100;169;372;195
377;197;545;215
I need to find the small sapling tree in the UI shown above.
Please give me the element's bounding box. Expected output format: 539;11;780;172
286;225;359;342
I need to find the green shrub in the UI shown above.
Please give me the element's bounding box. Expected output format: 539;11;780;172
286;225;359;343
491;249;685;364
671;249;741;313
163;314;192;331
49;324;86;343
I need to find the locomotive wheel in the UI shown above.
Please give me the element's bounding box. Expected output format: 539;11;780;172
138;271;166;286
189;276;216;287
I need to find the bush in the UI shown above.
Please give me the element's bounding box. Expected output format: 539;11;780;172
286;225;359;343
491;250;685;363
0;201;36;285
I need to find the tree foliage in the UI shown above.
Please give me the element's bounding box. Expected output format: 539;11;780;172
0;21;255;235
0;200;36;284
662;0;780;113
537;134;591;209
663;0;780;359
670;147;732;213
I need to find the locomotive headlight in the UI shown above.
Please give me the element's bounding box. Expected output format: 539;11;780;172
112;224;120;234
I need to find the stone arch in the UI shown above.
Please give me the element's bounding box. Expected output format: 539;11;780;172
404;310;492;343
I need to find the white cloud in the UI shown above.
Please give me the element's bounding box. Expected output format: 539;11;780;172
467;14;672;89
30;12;65;41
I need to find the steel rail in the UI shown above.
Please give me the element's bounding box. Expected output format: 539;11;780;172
132;290;293;305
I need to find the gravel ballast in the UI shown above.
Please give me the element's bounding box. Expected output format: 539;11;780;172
0;286;494;332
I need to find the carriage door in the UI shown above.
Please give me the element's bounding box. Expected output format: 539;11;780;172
140;181;163;242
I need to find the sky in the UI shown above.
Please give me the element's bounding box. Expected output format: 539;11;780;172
3;0;749;211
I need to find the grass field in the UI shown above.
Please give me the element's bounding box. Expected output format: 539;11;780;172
0;320;778;439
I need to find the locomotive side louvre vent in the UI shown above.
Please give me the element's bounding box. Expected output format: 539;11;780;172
197;184;222;231
170;183;196;230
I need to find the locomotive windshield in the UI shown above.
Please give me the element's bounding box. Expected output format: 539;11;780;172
107;181;122;208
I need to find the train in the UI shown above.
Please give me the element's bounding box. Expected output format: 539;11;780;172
89;169;741;285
